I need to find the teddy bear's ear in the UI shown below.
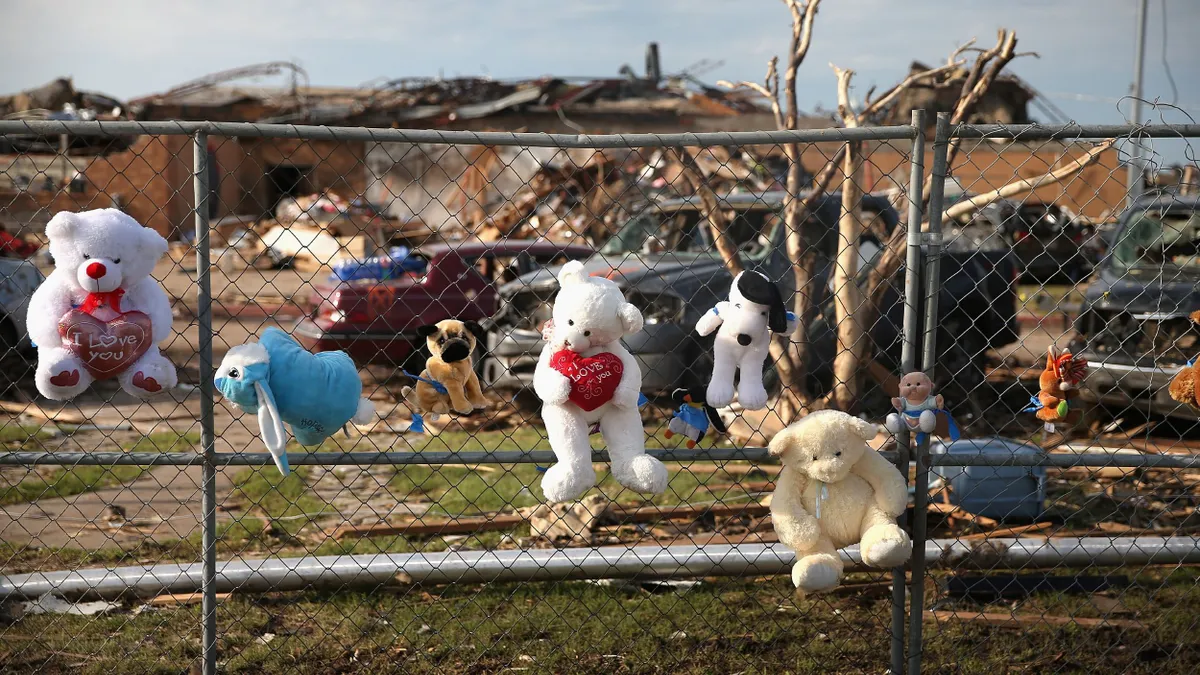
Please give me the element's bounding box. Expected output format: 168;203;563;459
768;425;802;462
849;416;882;442
45;211;78;240
140;226;169;259
557;260;588;287
617;302;644;334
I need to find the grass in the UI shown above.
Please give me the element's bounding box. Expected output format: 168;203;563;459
0;431;200;506
205;426;771;558
2;429;1198;672
2;567;1198;674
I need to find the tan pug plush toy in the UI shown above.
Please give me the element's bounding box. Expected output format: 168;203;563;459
404;319;489;420
768;410;912;595
1168;311;1200;410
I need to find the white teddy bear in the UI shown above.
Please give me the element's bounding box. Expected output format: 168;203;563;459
533;261;668;503
695;270;797;410
27;209;177;401
768;410;912;594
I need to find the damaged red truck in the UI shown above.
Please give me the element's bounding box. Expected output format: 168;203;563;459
293;240;593;369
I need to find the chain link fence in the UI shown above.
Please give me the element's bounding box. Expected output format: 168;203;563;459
0;116;1197;674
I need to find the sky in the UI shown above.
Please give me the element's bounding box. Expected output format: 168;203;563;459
2;0;1197;163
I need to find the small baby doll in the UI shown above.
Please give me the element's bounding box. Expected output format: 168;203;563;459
885;371;959;443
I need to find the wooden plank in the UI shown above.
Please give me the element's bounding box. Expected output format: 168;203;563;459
927;610;1146;631
327;502;771;540
147;592;231;607
960;522;1056;540
327;514;525;540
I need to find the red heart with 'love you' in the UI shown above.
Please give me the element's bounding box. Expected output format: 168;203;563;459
549;350;624;412
58;309;153;380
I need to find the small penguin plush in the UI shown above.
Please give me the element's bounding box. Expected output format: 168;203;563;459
664;387;726;448
214;327;375;476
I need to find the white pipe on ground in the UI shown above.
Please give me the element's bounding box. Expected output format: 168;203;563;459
3;537;1198;602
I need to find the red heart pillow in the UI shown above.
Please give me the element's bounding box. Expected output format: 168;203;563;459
549;350;624;412
58;309;153;380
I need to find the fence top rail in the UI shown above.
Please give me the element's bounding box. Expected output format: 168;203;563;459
0;119;915;147
950;122;1200;140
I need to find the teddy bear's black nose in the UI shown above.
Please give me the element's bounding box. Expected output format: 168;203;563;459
736;333;752;346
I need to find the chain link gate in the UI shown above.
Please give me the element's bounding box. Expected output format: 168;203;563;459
0;115;1197;674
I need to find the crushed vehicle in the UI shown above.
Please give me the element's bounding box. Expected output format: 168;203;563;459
947;198;1095;285
0;257;45;362
1073;194;1200;419
295;240;593;368
484;191;1018;417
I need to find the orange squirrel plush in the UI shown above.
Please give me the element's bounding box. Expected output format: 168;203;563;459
1167;311;1200;409
1033;347;1088;427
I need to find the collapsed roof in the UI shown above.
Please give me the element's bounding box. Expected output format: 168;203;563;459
0;78;134;154
128;46;769;126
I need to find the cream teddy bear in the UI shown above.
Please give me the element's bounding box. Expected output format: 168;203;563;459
27;209;177;401
768;410;912;594
533;261;668;503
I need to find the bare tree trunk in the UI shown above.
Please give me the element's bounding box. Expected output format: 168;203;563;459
827;143;866;410
672;148;744;276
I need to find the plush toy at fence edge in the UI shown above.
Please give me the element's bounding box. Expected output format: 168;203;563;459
694;270;797;410
884;371;960;444
400;319;489;423
1168;311;1200;409
768;410;912;594
27;209;178;401
1024;346;1088;433
214;327;375;476
533;260;668;502
664;387;726;449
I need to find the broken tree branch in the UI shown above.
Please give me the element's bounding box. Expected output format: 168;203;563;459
671;148;743;275
867;139;1115;309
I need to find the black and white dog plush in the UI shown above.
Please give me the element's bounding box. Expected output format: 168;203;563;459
695;270;797;410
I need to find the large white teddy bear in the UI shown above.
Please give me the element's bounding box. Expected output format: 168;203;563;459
533;261;668;503
28;209;177;401
768;410;912;594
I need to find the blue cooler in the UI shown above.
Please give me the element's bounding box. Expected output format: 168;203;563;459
930;438;1047;521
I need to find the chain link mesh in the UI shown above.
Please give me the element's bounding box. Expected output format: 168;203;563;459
0;119;1197;674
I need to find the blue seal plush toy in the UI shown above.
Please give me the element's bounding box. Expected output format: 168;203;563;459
664;387;726;448
214;327;376;476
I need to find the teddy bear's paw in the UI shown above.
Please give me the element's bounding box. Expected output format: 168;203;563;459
540;463;596;503
884;413;904;434
918;410;937;432
860;523;913;569
452;400;474;415
791;554;842;594
36;351;91;400
614;454;668;494
737;384;769;411
121;356;177;399
706;379;735;409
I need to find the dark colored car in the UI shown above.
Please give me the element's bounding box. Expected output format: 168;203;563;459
948;199;1094;285
294;240;593;368
1073;194;1200;419
485;191;1018;415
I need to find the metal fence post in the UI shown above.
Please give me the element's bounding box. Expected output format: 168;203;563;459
193;130;218;675
890;108;926;675
907;112;951;675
